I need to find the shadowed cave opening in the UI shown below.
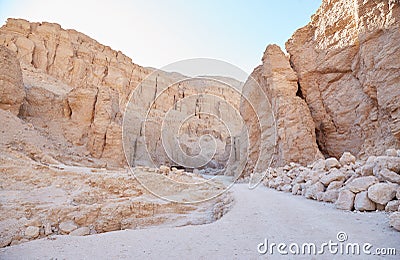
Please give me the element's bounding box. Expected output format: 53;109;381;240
296;81;305;100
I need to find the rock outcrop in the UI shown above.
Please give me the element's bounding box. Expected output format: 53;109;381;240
286;0;400;158
0;18;242;169
240;44;323;172
0;46;25;115
0;18;149;166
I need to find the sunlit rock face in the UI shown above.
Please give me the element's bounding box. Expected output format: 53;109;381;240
239;44;323;175
286;0;400;158
0;18;243;169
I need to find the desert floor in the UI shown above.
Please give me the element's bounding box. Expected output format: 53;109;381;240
1;184;399;259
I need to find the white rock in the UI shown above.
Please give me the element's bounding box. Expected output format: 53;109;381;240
59;221;78;234
316;191;324;201
367;183;398;205
327;180;343;191
320;169;345;186
25;226;40;238
44;222;52;235
335;190;355;210
385;200;400;212
378;168;400;184
281;184;292;192
373;156;400;176
292;183;301;195
345;176;379;193
325;157;340;170
69;226;90;236
322;189;339;203
361;156;376;176
354;191;376;211
305;182;325;200
311;159;325;172
389;212;400;231
339;152;356;166
0;236;12;247
386;148;398;157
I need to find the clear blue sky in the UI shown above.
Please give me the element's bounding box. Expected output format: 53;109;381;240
0;0;321;80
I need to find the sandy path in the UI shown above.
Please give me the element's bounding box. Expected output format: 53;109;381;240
1;184;399;259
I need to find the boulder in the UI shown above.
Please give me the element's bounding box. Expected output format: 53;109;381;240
354;191;376;211
367;183;398;205
385;200;400;212
386;149;398;157
389;212;400;231
335;190;355;210
377;168;400;184
291;183;301;195
311;159;326;172
25;226;40;239
339;152;356;166
326;180;343;191
44;223;52;235
322;189;339;203
281;184;292;193
373;156;400;177
325;158;340;170
320;169;345;186
69;226;90;236
361;157;376;176
59;221;78;234
305;182;325;200
345;176;379;193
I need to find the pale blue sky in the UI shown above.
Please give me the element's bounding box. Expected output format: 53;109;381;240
0;0;321;80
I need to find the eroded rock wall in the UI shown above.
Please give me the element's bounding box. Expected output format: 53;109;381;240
0;18;243;168
0;18;149;166
286;0;400;158
240;44;323;172
0;46;25;115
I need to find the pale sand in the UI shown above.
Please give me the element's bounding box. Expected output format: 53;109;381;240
1;184;399;259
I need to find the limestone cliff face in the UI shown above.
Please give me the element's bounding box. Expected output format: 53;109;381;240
0;18;149;166
286;0;400;158
240;44;323;172
0;46;25;115
0;18;242;168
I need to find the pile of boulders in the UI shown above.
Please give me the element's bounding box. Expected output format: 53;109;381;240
259;149;400;231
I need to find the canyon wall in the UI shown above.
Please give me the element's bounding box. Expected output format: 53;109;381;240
240;0;399;173
286;0;400;158
240;44;323;172
0;18;150;166
0;18;242;169
1;0;399;175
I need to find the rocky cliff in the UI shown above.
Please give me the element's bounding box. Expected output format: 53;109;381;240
240;44;323;173
0;18;242;169
286;0;400;158
240;0;399;172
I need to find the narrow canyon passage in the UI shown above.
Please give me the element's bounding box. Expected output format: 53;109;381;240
2;184;399;259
